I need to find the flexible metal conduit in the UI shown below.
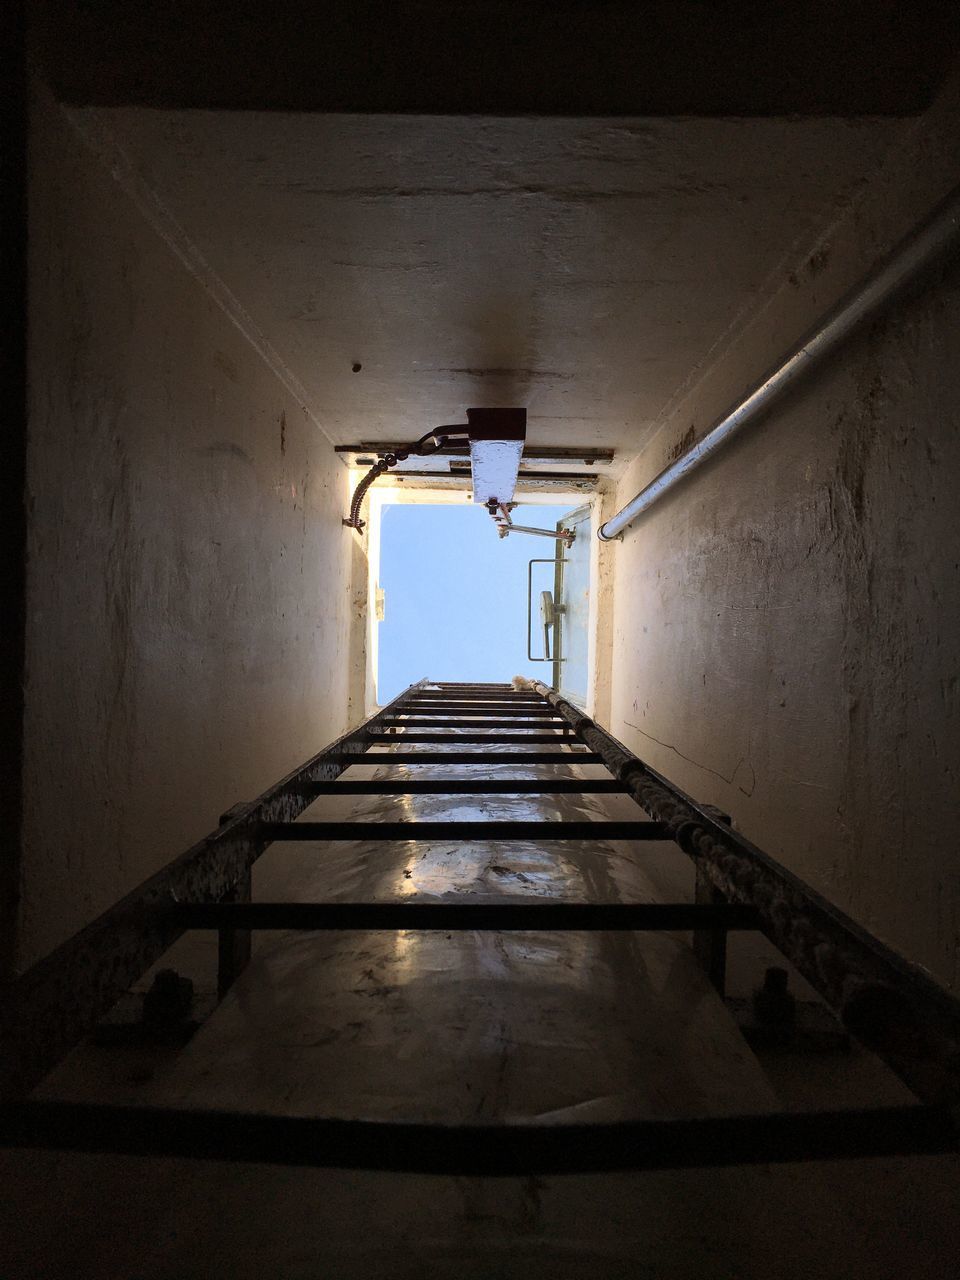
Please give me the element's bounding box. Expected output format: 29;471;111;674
599;184;960;541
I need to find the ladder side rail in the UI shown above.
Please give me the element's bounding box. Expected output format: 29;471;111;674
532;681;960;1106
0;678;430;1100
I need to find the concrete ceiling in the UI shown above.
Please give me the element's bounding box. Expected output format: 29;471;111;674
39;1;960;116
83;108;905;470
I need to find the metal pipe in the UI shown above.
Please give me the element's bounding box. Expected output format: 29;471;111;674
493;502;576;544
500;522;575;542
599;184;960;541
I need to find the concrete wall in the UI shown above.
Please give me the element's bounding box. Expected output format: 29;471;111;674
18;82;355;970
608;88;960;991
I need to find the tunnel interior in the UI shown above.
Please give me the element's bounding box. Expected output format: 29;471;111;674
3;4;960;1277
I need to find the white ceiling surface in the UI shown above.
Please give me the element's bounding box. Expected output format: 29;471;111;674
90;110;900;463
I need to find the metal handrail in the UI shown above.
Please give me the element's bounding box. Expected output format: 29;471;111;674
599;183;960;540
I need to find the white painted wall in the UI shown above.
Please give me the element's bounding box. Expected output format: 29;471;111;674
607;76;960;990
20;82;356;968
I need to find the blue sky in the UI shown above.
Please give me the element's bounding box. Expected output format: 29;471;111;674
377;502;575;701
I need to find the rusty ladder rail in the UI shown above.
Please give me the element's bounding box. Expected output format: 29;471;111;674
1;679;959;1174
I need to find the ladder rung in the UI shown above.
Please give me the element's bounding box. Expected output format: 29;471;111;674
305;779;627;795
407;694;544;700
262;821;665;841
365;732;577;744
407;696;542;706
329;751;603;765
399;706;547;716
380;718;569;730
7;1099;950;1172
394;706;558;716
407;695;543;703
422;692;521;697
172;901;760;932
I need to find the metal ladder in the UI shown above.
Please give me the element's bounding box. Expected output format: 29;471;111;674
2;680;959;1172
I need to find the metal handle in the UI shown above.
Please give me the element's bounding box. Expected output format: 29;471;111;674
540;591;555;659
527;559;564;662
